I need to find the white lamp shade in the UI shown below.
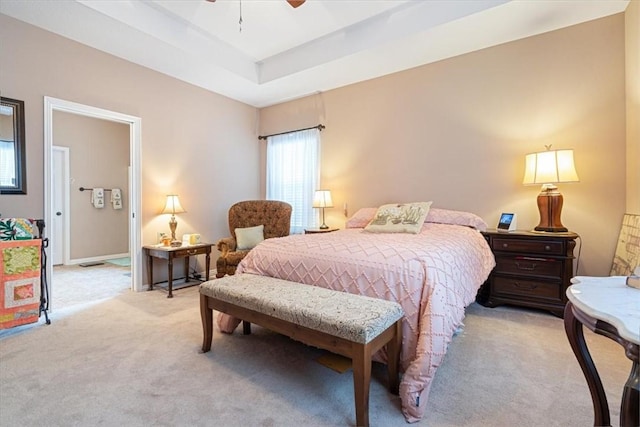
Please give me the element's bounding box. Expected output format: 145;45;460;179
161;195;186;214
312;190;333;208
523;149;579;185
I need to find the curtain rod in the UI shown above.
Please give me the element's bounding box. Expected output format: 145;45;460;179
258;124;325;140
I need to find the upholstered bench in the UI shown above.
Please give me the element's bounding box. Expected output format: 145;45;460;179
199;273;404;427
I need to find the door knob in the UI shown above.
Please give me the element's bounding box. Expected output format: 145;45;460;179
56;212;62;216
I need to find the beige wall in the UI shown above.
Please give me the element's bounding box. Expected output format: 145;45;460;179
0;14;260;280
53;111;129;260
626;0;640;214
260;14;628;276
1;11;633;279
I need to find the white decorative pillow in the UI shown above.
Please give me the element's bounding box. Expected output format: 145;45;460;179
235;225;265;250
364;202;432;234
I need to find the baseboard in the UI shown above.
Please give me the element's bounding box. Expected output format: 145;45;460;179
67;252;129;266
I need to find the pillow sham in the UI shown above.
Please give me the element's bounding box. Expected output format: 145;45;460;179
345;206;488;231
345;207;379;229
364;202;432;234
235;225;265;250
426;208;488;231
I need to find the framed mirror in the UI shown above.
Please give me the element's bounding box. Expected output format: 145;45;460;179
0;97;26;194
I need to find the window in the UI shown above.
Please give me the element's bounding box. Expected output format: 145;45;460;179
266;128;320;234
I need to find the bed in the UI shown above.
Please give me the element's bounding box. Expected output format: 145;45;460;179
217;206;495;422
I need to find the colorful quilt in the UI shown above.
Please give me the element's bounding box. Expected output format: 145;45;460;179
0;218;36;241
0;239;42;329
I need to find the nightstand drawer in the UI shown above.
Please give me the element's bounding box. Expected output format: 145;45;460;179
492;238;564;255
494;256;562;279
173;246;208;257
493;276;560;300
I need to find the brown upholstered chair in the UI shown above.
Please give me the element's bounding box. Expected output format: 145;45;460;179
216;200;292;278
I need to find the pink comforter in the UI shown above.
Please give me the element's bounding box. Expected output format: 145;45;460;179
217;222;495;422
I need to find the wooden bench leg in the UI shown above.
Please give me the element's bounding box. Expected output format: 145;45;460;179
387;320;402;395
200;294;213;353
352;343;371;427
242;320;251;335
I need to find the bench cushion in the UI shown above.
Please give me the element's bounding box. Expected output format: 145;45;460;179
200;274;403;344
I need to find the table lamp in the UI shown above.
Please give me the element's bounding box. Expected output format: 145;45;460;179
313;190;333;229
523;146;579;232
161;194;186;242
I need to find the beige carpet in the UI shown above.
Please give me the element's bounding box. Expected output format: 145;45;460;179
0;286;630;426
51;263;131;310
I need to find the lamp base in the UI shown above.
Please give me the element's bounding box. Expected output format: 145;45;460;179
169;215;178;241
534;186;568;233
319;207;328;229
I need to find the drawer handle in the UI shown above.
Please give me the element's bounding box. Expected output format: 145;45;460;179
514;282;537;290
544;245;551;251
502;243;509;248
515;262;537;271
187;250;197;255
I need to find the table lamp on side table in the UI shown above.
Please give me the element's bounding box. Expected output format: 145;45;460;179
313;190;333;230
523;146;579;232
161;195;186;244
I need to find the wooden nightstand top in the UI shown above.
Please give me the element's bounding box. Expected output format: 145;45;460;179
482;229;579;239
304;228;339;234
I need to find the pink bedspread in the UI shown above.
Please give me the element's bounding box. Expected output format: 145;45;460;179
217;222;494;422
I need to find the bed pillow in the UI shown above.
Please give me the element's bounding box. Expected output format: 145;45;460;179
345;208;379;229
364;202;432;234
346;206;488;231
425;208;488;231
235;225;265;250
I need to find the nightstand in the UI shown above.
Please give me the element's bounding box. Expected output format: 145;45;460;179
143;243;212;298
304;228;339;234
477;229;578;317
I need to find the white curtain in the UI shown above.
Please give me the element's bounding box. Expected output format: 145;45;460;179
0;140;15;187
266;128;320;234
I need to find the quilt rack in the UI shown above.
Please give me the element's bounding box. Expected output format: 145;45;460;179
34;220;50;325
0;218;50;328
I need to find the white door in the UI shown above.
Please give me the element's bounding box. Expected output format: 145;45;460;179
52;146;69;266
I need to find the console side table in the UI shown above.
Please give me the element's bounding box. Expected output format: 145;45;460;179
143;243;212;298
564;276;639;427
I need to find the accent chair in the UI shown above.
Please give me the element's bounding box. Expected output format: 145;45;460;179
216;200;292;278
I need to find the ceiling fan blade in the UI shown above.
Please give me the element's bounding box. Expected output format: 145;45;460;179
206;0;303;6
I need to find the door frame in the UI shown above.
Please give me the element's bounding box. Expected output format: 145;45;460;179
44;96;143;292
52;145;70;266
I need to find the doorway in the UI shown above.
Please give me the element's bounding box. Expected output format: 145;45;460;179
44;97;142;310
52;146;69;266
